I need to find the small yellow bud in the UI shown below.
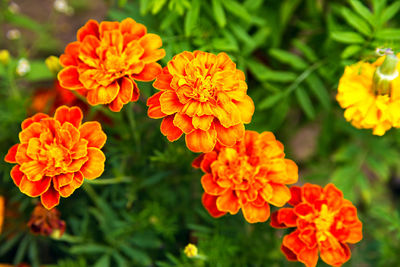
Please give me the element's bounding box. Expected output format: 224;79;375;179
45;56;62;74
0;50;10;65
184;243;198;258
50;229;63;239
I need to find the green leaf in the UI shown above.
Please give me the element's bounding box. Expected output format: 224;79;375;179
212;0;226;28
292;39;318;62
331;31;365;44
375;29;400;40
305;74;331;110
295;86;315;119
380;1;400;25
222;0;251;22
258;93;285;110
247;60;297;83
269;49;308;70
94;254;111;267
14;235;30;265
184;0;200;36
349;0;374;26
340;7;372;36
341;45;362;58
119;244;151;266
280;0;302;28
70;244;111;254
24;60;53;82
331;165;361;202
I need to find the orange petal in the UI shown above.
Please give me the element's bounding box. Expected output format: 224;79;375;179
282;230;305;256
214;121;244;147
120;18;146;38
58;66;84;90
80;148;105;180
59;184;76;198
271;208;297;228
298;227;317;249
192;115;213;131
283;159;299;184
201;173;228;196
294;203;314;218
185;128;217;153
147;91;166;119
289;186;302;206
167;51;193;75
79;121;107;149
268;184;291;207
41;186;60;210
99;21;120;38
71;171;84;189
139;34;165;63
191;154;204;169
281;244;298;262
324;183;344;211
10;165;24;186
241;201;270;223
5;144;19;163
173;113;194;134
21;113;49;129
320;243;351;267
102;30;123;54
15;144;30;164
202;193;226;218
160;91;184;115
133;62;162;81
109;77;134;112
216;190;240;214
54;106;83;128
60;42;80;66
77;19;99;42
302;183;322;205
66;157;88;173
53;173;74;190
79;35;100;61
153;67;173;90
86;82;120;105
19;122;44;144
298;246;319;267
20;161;46;182
160;115;183;142
233;95;254;124
70;139;88;159
199;151;217;173
19;175;51;197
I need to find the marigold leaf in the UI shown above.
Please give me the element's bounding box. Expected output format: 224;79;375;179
269;49;308;70
94;254;111;267
331;31;365;44
212;0;226;28
295;86;315;119
340;6;372;36
349;0;374;26
341;44;362;59
375;29;400;40
380;1;400;25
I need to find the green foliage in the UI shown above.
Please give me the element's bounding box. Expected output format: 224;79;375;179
2;0;400;266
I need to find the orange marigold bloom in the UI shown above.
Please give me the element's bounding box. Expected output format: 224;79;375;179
193;131;298;223
0;196;4;234
270;183;363;267
336;53;400;135
147;51;255;153
58;18;165;112
27;203;66;237
4;106;106;209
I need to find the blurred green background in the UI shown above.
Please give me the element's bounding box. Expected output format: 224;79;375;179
1;0;400;266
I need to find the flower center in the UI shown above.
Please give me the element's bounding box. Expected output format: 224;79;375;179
314;204;335;242
180;73;216;102
222;148;257;185
44;143;68;169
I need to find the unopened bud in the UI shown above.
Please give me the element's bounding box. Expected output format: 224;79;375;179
0;50;10;65
45;56;62;74
373;52;399;95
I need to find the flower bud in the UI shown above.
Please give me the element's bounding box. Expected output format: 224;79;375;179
45;56;62;74
0;50;10;65
373;53;399;95
184;243;198;258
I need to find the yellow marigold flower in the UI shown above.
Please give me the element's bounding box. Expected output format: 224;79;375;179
337;52;400;136
184;243;198;258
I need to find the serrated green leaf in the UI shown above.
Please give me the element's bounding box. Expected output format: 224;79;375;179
258;93;285;110
292;39;318;62
341;45;362;58
349;0;374;26
295;86;315;119
331;31;365;44
270;49;308;70
340;7;372;36
247;60;297;83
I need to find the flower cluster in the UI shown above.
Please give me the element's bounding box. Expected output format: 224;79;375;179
58;18;165;112
5;106;106;209
193;131;298;223
271;184;362;267
147;51;254;153
337;53;400;135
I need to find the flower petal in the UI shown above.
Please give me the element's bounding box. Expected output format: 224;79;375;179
58;66;84;90
133;62;162;81
77;19;99;42
5;144;19;163
173;113;194;134
80;148;105;180
20;161;46;182
214;121;244;147
109;77;134;112
216;190;240;214
267;183;291;207
41;186;60;210
19;176;51;197
87;82;120;105
21;113;49;130
185;128;217;153
160;115;183;142
54;106;83;128
79;121;107;149
10;165;24;186
201;173;228;196
139;34;165;63
241;201;270;223
147;91;166;119
159;91;184;115
202;193;226;218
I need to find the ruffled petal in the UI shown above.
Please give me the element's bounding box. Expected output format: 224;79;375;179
201;173;228;196
109;77;134;112
160;115;183;142
80;148;105;180
54;106;83;128
185;127;217;153
147;91;166;119
241;201;270;223
87;82;120;105
77;19;99;42
58;66;84;90
214;121;244;147
19;176;51;197
79;121;107;149
41;186;60;210
202;193;226;218
5;144;19;163
10;165;24;186
133;62;162;81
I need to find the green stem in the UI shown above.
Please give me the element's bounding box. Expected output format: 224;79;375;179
126;103;141;152
85;176;132;185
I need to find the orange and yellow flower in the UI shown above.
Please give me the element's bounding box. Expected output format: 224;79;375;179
0;196;4;234
336;54;400;135
271;183;362;267
58;18;165;112
193;131;298;223
147;51;254;153
27;203;66;237
4;106;106;209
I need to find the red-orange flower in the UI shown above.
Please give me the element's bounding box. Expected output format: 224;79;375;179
0;196;4;234
4;106;106;209
58;18;165;112
193;131;298;223
271;183;363;267
27;203;66;237
147;51;254;153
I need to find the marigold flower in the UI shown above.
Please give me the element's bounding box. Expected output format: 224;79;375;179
58;18;165;112
184;243;198;258
27;203;66;237
4;106;106;209
147;50;254;153
193;131;298;223
0;196;4;234
270;183;362;267
337;53;400;135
